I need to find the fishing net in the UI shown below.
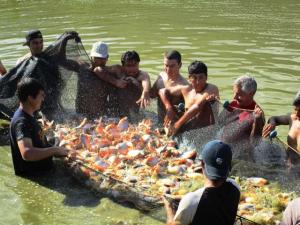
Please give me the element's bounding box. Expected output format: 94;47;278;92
0;31;115;122
235;215;262;225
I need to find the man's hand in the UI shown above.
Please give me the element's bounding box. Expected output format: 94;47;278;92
164;107;177;127
205;94;219;102
115;78;128;88
125;76;140;87
254;105;263;118
54;147;71;157
65;31;80;42
262;123;276;138
166;122;179;137
136;91;150;108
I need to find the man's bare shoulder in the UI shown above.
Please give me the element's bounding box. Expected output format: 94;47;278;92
16;52;32;65
152;73;165;88
178;74;189;85
181;84;193;94
137;70;150;79
205;83;219;95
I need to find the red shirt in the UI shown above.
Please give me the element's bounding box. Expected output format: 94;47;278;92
228;100;256;123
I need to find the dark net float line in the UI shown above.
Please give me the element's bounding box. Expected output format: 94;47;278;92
235;215;262;225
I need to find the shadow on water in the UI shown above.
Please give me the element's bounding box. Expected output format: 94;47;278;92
14;159;102;208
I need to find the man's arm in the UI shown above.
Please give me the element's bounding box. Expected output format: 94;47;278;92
163;197;180;225
170;93;214;136
262;114;291;137
159;86;185;126
136;71;151;108
17;138;69;161
56;31;80;61
251;105;265;137
150;75;163;98
93;65;128;88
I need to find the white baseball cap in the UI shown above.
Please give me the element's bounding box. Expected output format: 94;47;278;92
90;41;108;58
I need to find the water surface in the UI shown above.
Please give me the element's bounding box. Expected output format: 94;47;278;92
1;0;300;224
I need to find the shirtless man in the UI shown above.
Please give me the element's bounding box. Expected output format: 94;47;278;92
150;50;188;125
161;61;219;135
218;75;265;160
92;50;151;118
262;91;300;166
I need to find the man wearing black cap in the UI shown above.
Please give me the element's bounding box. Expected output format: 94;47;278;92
17;30;44;65
164;140;240;225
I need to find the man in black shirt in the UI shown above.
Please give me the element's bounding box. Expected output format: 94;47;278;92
164;140;240;225
9;78;71;177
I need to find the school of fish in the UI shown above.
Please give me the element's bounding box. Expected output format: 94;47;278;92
44;117;297;224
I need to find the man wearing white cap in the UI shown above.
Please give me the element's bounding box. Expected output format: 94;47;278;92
164;140;240;225
90;41;109;68
92;49;151;119
76;41;115;118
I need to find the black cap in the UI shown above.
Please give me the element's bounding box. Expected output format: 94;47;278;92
200;140;232;180
23;30;43;46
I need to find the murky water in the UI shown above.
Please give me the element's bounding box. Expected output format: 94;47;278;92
1;0;300;224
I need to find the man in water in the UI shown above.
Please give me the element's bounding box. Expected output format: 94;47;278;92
76;41;117;118
150;50;188;125
218;75;265;161
1;29;80;120
262;91;300;166
17;30;44;65
92;50;151;119
161;61;219;135
163;140;240;225
9;78;72;177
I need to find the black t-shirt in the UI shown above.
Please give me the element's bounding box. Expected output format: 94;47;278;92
9;107;53;176
191;181;240;225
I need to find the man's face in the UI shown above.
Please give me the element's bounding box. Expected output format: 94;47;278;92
29;90;45;111
123;60;139;77
92;57;108;67
294;105;300;119
233;85;254;108
164;58;181;78
189;73;207;92
28;38;43;56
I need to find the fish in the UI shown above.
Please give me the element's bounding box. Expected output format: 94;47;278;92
49;117;298;220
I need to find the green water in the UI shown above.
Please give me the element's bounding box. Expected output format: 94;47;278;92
1;0;300;224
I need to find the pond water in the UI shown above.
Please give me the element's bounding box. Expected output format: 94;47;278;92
1;0;300;224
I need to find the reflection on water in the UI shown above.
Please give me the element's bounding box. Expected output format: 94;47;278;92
1;0;300;224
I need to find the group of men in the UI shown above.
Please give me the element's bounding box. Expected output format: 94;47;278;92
1;29;300;225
